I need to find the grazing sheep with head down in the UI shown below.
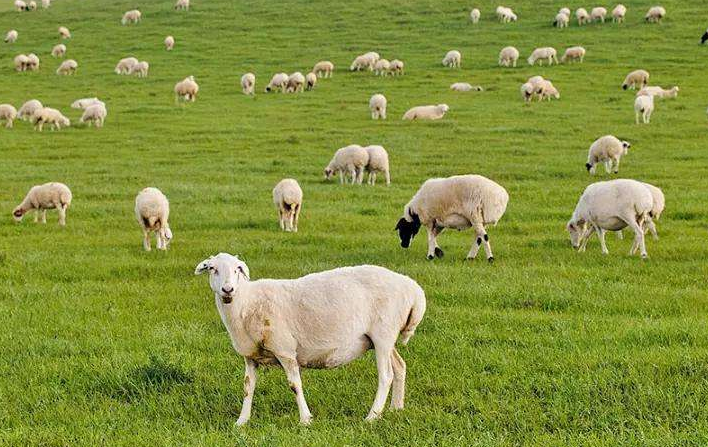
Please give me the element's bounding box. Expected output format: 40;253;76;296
58;26;71;39
498;46;519;67
364;145;390;186
369;94;387;120
174;75;199;102
241;73;255;95
389;59;404;75
554;12;569;28
56;59;77;75
586;135;630;174
538;80;560;101
130;61;149;78
52;44;66;58
561;46;586;63
634;95;654;124
313;60;334;78
0;104;17;128
27;1;36;10
5;30;18;43
576;8;590;25
272;179;303;232
622;69;649;90
305;72;317;90
33;107;70;131
442;50;461;68
15;0;27;11
194;253;426;426
265;72;288;93
13;182;72;225
174;0;189;10
496;6;517;22
165;36;175;50
645;6;665;23
591;7;607;22
396;174;509;261
26;53;39;71
520;82;536;102
286;72;305;93
528;47;558;66
636;86;679;99
115;57;139;75
374;59;390;76
80;102;107;127
14;54;29;71
18;99;42;120
612;4;627;22
350;54;373;71
324;145;369;185
135;187;172;251
470;8;480;23
122;10;141;25
402;104;449;120
451;82;483;92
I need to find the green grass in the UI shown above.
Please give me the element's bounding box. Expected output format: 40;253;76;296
2;0;708;445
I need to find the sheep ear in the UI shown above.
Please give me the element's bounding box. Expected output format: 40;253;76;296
194;258;212;275
237;265;250;281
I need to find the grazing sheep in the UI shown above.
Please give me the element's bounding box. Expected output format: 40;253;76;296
80;102;107;127
402;104;449;120
0;104;17;128
612;4;627;22
373;59;390;76
636;85;679;99
586;135;631;174
645;6;665;23
174;0;189;10
241;73;255;95
350;54;373;71
528;47;558;66
174;75;199;102
165;35;175;50
305;72;317;90
389;59;404;75
58;26;71;39
520;82;536;102
591;7;607;22
369;94;387;120
122;10;141;25
27;1;36;10
364;145;390;186
561;46;586;63
622;69;649;90
554;12;569;28
498;46;519;67
41;0;49;8
115;57;139;75
634;95;654;124
396;174;509;261
324;145;369;185
470;8;480;23
313;60;334;78
15;0;27;11
538;80;560;101
496;6;517;22
71;97;103;109
130;61;149;78
567;179;653;257
559;7;571;16
26;53;39;71
286;72;305;93
272;179;303;232
442;50;461;68
51;44;66;58
451;82;483;92
135;187;172;251
56;59;77;75
576;8;590;25
194;253;426;425
32;107;70;131
18;99;42;120
12;182;72;226
265;72;289;93
14;54;29;71
5;30;18;43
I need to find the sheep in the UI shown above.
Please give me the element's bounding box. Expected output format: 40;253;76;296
442;50;461;68
538;80;560;101
165;35;175;50
373;59;390;76
241;73;256;95
527;47;558;66
498;46;519;67
585;135;631;174
364;145;390;186
395;174;508;262
645;6;665;23
265;72;289;93
450;82;483;92
15;0;27;11
350;54;373;71
32;107;70;131
313;60;334;78
496;6;517;22
18;99;42;120
612;4;627;22
636;85;679;99
634;94;654;124
622;69;649;90
41;0;49;8
14;54;29;71
71;97;103;109
470;8;480;23
115;57;139;75
520;82;536;102
51;44;66;58
122;10;141;25
80;102;107;128
369;94;387;120
135;187;172;251
174;0;189;10
559;7;571;16
567;179;653;258
615;182;665;241
286;72;305;93
591;7;607;22
56;59;77;75
364;52;381;65
12;182;72;226
389;59;404;75
561;46;586;63
58;26;71;39
402;104;449;121
324;145;369;185
272;179;303;232
554;12;569;28
26;1;36;9
5;30;18;43
174;75;199;102
26;53;39;71
0;104;17;128
130;61;149;78
194;253;426;426
305;72;317;91
576;8;590;25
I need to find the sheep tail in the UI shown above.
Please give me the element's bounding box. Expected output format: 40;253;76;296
399;290;426;346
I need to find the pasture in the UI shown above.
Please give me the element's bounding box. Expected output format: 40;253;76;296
1;0;708;445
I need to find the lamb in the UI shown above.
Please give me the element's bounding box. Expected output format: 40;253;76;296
194;253;426;425
80;102;107;127
520;82;536;102
115;57;139;75
324;145;369;185
241;73;256;95
364;145;390;186
395;174;509;262
634;94;654;124
538;80;560;101
51;44;66;58
313;61;334;78
26;53;39;71
369;94;387;119
174;75;199;102
645;6;665;23
286;72;305;93
165;36;175;50
56;59;77;75
305;72;317;90
5;30;18;43
442;50;461;68
135;187;172;251
585;135;631;174
591;7;607;22
130;61;149;78
622;69;649;90
498;46;519;67
121;10;141;25
470;8;480;23
450;83;483;92
402;104;449;120
0;104;17;128
272;179;303;232
389;59;404;75
561;46;586;63
174;0;189;10
567;179;653;258
265;73;289;93
18;99;42;120
576;8;590;25
636;85;679;99
554;12;569;28
14;54;29;71
350;54;374;71
12;182;72;226
527;47;558;66
71;97;103;109
612;4;627;22
58;26;71;39
32;107;70;131
496;6;517;22
15;0;27;11
373;59;390;76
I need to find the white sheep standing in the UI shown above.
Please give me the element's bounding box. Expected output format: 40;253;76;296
12;182;72;225
18;99;42;120
498;46;519;67
313;61;334;78
527;47;558;66
617;182;665;241
241;73;255;95
554;12;569;28
585;135;631;174
52;44;66;58
5;30;18;43
374;59;391;76
26;53;39;71
622;69;649;90
324;144;369;185
272;179;303;232
496;6;517;22
14;54;29;71
80;102;107;128
305;72;317;90
636;86;679;99
402;104;449;120
396;174;509;261
165;36;175;51
520;82;536;102
33;107;70;131
174;75;199;102
442;50;461;68
470;8;480;23
567;179;653;258
122;10;141;25
0;104;18;128
591;7;607;22
612;4;627;22
265;73;289;93
130;61;149;78
450;83;483;92
27;1;36;10
364;145;390;186
561;46;586;63
58;26;71;39
15;0;27;11
576;8;590;25
645;6;666;23
56;59;77;75
634;94;655;124
539;80;560;101
135;187;172;251
174;0;189;10
194;253;426;425
286;72;305;93
115;57;139;75
369;94;387;119
350;54;373;71
389;59;404;75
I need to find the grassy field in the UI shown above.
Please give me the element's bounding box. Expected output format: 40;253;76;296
2;0;708;445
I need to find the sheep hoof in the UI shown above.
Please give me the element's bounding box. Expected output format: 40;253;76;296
465;256;475;262
487;257;494;264
434;247;444;258
426;255;434;261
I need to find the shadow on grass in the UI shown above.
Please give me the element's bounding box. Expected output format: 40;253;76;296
97;355;193;403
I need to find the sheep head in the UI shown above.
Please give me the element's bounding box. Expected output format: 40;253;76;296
195;253;250;304
395;212;421;248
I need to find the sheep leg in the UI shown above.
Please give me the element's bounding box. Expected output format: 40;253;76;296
595;227;609;254
613;158;620;174
426;226;443;259
277;356;312;425
480;227;494;262
338;169;345;185
635;111;640;125
385;170;390;186
604;160;612;174
155;232;164;250
33;210;39;223
57;205;67;226
40;209;47;224
625;218;648;258
647;219;659;240
616;230;624;240
143;229;151;251
389;348;406;410
366;342;394;421
293;204;300;232
278;208;285;230
578;225;593;252
349;167;357;185
356;167;365;184
236;358;258;426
